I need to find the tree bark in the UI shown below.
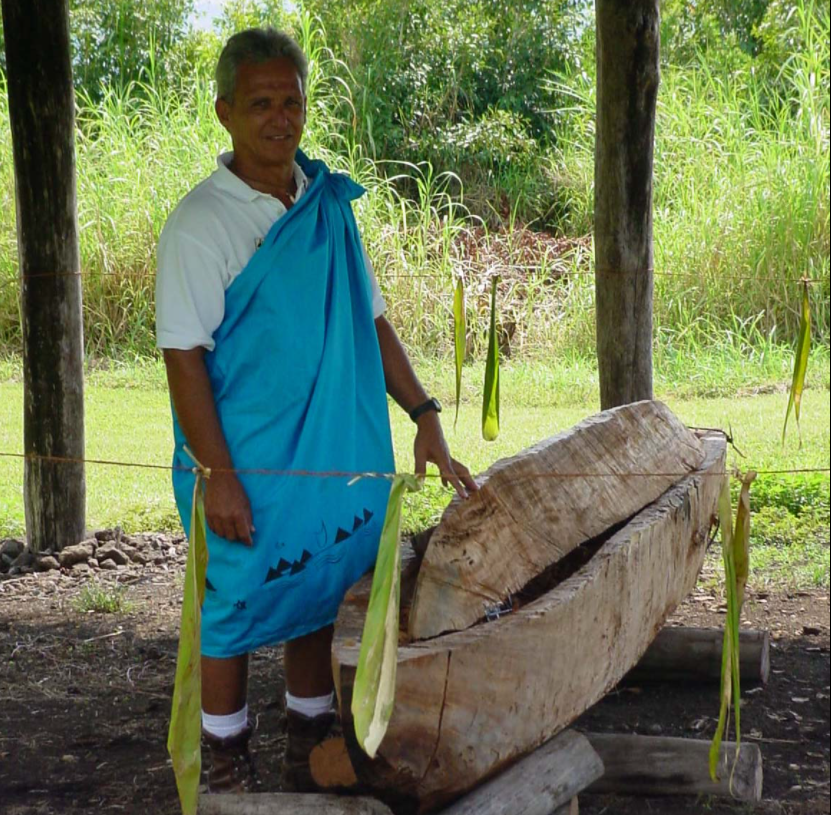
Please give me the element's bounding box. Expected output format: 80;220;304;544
594;0;660;409
1;0;85;551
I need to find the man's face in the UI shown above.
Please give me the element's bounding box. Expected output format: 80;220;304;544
216;57;306;171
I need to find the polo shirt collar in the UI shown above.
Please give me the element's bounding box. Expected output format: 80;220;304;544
213;151;309;203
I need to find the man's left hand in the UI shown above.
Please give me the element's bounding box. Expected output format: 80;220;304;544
413;413;478;499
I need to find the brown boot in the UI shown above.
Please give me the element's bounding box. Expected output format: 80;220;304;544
202;724;259;794
281;709;337;792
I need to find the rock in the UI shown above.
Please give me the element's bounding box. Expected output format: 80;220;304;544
72;562;91;575
0;539;25;560
10;548;35;569
94;528;121;543
96;545;129;566
58;541;96;568
89;558;99;569
35;556;60;572
99;559;118;571
128;551;149;566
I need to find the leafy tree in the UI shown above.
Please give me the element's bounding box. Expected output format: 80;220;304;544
1;1;194;98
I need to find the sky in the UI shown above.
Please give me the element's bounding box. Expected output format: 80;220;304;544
192;0;226;31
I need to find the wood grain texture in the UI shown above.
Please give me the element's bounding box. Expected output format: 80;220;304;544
334;433;726;811
409;401;704;640
626;627;770;686
199;794;394;815
439;730;602;815
594;0;661;409
1;0;85;551
585;733;763;801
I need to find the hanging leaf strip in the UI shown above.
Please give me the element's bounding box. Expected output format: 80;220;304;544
709;471;755;787
352;474;421;758
454;276;466;429
482;276;500;441
782;280;812;447
167;461;209;815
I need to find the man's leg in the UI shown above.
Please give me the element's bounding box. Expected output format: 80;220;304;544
201;654;257;793
282;624;344;791
203;654;249;715
284;624;334;698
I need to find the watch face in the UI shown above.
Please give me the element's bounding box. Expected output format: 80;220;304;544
432;398;442;412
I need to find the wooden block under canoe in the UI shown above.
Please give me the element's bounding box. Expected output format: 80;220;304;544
332;432;726;812
409;400;705;639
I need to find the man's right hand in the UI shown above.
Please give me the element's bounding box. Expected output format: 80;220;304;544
205;471;255;545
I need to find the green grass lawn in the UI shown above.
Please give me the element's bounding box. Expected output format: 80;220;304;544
1;365;828;589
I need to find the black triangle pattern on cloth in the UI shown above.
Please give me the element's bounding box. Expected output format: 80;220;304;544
352;515;363;532
289;560;306;575
300;549;312;564
205;577;216;592
363;508;373;524
265;557;292;583
334;527;351;544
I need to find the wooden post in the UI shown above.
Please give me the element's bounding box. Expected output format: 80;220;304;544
584;733;763;802
626;627;771;686
594;0;660;409
0;0;85;552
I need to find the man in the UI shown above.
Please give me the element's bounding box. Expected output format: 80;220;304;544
155;28;477;794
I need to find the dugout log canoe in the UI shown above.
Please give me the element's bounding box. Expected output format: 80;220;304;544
331;405;726;812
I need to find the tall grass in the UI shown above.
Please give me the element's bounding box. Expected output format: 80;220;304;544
0;5;828;367
553;1;830;351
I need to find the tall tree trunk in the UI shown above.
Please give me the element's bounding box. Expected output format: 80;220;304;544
1;0;86;552
594;0;660;409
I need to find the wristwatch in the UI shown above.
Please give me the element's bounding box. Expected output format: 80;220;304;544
409;397;442;423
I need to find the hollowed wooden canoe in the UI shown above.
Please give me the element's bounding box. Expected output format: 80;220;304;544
332;429;726;812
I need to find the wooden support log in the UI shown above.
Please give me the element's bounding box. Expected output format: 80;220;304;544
626;627;770;686
199;793;394;815
584;733;763;802
438;730;602;815
554;800;578;815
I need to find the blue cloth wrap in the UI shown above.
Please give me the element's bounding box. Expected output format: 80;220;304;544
171;152;395;657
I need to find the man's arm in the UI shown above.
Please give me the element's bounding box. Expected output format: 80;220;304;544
375;316;477;498
163;348;254;544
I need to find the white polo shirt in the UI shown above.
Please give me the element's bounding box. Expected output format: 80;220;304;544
155;152;386;351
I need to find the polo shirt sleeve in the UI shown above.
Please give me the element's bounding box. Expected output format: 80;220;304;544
155;206;228;352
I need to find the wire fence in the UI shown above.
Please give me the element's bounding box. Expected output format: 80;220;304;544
0;450;828;484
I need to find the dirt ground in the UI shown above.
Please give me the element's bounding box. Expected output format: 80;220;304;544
0;536;828;815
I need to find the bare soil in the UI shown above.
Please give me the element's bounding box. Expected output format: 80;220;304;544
0;540;828;815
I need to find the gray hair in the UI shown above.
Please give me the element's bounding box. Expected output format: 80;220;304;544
215;28;308;102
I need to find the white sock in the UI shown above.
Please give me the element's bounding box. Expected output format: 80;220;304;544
202;704;248;739
285;691;334;719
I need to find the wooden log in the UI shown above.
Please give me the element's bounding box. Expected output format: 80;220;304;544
334;433;726;811
439;730;602;815
555;801;578;815
199;793;394;815
409;401;704;639
584;733;763;801
0;0;86;552
626;627;770;686
594;0;660;409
